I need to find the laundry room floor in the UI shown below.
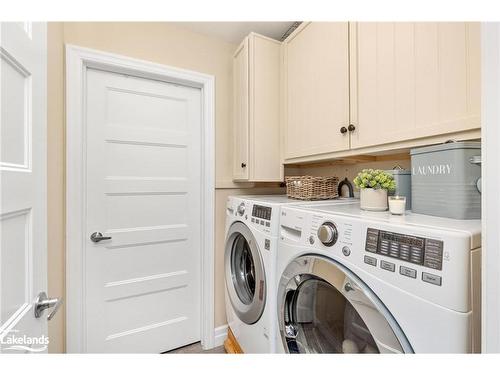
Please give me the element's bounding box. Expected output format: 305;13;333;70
164;342;226;354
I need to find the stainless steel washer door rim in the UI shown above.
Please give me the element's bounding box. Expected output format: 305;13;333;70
277;254;413;354
225;221;266;325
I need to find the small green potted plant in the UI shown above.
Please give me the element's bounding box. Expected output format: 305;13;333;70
353;169;396;211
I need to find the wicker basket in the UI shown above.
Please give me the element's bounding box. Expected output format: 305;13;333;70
285;176;339;200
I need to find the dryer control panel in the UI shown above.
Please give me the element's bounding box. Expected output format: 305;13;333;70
365;228;443;270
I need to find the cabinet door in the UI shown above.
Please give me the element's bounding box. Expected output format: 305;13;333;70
233;38;249;180
249;34;282;181
351;22;480;150
284;22;350;160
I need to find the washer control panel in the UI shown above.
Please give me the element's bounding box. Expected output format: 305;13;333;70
365;228;443;270
251;204;272;228
252;204;272;221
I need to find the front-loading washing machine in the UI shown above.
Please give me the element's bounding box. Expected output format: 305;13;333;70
224;195;356;353
276;202;481;353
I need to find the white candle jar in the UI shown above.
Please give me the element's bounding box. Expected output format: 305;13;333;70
388;196;406;215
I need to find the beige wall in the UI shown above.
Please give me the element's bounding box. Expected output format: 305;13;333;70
47;22;65;353
284;157;411;186
46;21;262;353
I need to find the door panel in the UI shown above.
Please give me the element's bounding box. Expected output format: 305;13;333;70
249;34;282;181
277;255;412;354
284;22;350;159
351;22;480;149
232;39;249;180
225;222;266;325
0;22;47;353
85;69;201;353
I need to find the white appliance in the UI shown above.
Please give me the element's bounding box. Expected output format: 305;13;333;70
224;195;356;353
276;202;481;353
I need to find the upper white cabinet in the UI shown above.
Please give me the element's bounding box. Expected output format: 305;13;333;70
284;22;350;159
232;33;282;181
350;22;481;150
281;22;480;163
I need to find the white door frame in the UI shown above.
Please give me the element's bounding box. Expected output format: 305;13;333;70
65;45;215;353
481;22;500;353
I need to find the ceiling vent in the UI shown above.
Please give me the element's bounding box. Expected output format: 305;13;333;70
280;22;302;41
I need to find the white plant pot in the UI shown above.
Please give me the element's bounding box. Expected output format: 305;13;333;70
360;188;388;211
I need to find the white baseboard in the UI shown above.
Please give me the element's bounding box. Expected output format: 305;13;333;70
214;324;228;347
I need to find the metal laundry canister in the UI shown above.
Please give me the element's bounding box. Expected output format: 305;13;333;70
410;142;481;219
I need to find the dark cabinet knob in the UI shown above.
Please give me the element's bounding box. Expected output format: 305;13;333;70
241;162;247;168
348;124;356;132
340;126;348;134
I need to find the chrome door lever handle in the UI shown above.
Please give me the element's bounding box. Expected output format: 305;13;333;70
90;232;112;243
34;292;63;320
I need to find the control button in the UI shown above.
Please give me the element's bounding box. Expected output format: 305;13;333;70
380;260;395;272
364;255;377;267
365;228;379;253
379;247;390;256
265;222;270;227
423;239;443;270
422;272;442;286
237;203;245;216
342;246;351;257
410;247;423;264
399;266;417;279
399;245;410;260
251;218;255;223
309;236;315;245
264;239;270;251
389;243;400;258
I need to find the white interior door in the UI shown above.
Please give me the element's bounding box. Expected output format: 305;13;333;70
0;22;51;353
84;68;202;353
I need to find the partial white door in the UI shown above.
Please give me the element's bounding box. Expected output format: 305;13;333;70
84;69;202;353
1;22;51;353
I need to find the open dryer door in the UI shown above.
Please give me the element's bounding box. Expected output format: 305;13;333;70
277;255;413;354
225;222;266;324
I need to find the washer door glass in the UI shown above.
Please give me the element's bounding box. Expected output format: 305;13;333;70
225;222;266;324
231;234;256;305
284;277;378;353
278;255;413;354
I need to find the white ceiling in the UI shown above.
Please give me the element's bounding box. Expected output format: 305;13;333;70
172;22;296;44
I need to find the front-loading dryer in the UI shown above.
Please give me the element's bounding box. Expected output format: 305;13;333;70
276;202;481;353
224;195;356;353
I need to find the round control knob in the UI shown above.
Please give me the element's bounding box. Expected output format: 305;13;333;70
317;222;338;246
340;126;348;134
342;246;351;256
237;203;245;216
348;124;356;132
